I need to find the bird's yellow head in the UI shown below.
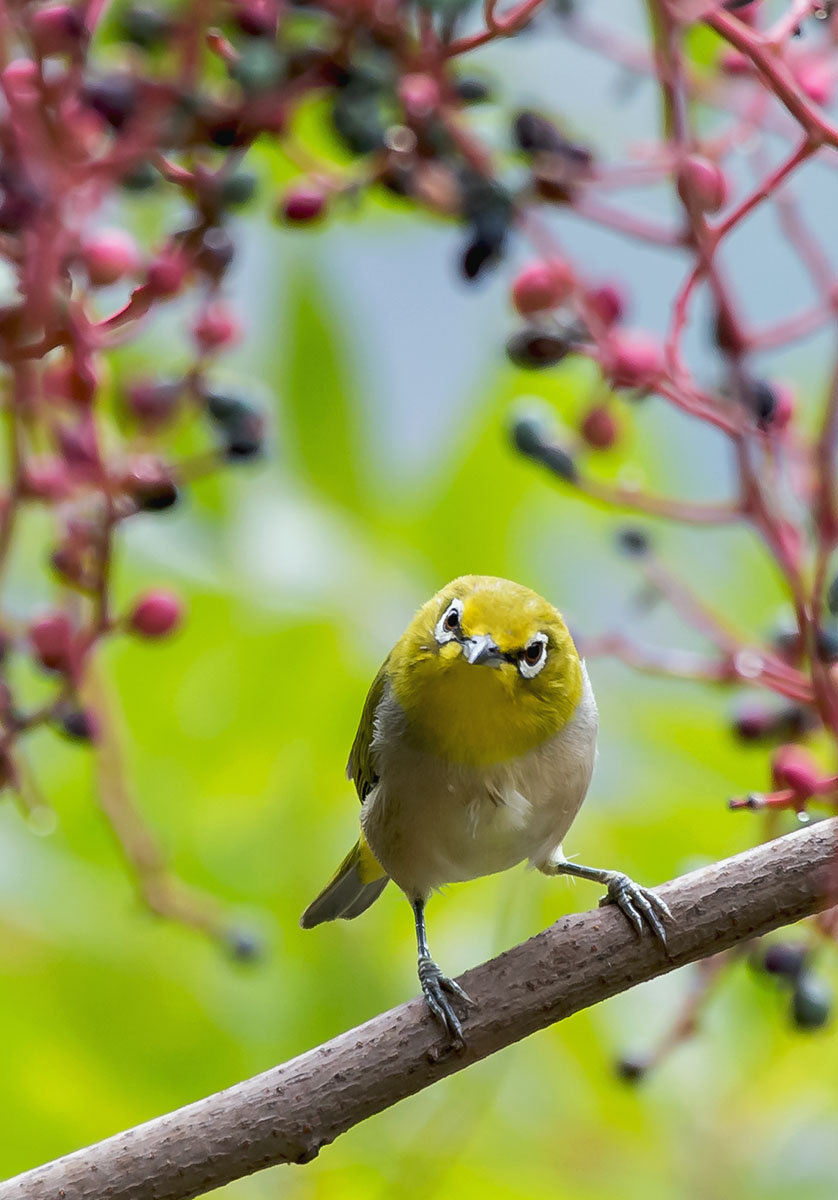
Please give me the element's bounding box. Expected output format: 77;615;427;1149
388;575;584;766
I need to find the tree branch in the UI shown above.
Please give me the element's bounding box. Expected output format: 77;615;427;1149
4;819;837;1200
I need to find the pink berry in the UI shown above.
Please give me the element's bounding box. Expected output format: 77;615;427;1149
795;55;833;107
280;186;327;224
609;331;663;389
511;260;574;316
772;383;795;431
192;302;241;351
129;590;183;638
29;611;74;671
580;405;619;450
398;73;441;120
22;455;70;501
677;155;728;214
125;378;180;426
29;5;84;56
771;744;820;798
587;283;625;328
82;229;141;286
719;49;751;76
3;59;39;103
146;248;189;297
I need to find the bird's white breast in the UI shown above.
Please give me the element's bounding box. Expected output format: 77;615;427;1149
360;667;598;900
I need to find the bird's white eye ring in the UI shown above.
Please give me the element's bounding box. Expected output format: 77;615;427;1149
518;633;548;678
435;599;464;644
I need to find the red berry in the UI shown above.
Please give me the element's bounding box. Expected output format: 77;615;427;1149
280;186;327;224
588;283;625;328
29;611;74;671
398;73;441;120
580;405;619;449
608;331;663;389
129;590;183;638
192;302;241;351
771;744;820;798
2;59;39;103
677;155;728;214
29;5;85;56
146;248;189;297
511;260;574;316
81;229;141;286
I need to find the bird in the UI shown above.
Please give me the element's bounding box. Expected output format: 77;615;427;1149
300;574;670;1046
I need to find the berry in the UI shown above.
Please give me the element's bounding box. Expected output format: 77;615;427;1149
771;743;820;797
129;590;183;638
119;5;174;50
124;457;179;511
195;227;235;279
233;0;277;37
279;186;327;224
120;162;158;192
677;155;728;214
29;612;74;671
206;392;265;460
815;628;838;663
791;972;832;1031
29;5;85;56
761;941;809;980
82;74;138;130
506;329;572;369
81;229;141;286
230;41;284;94
616;1055;647;1084
455;77;492;103
608;332;663;389
399;73;441;120
511;260;573;316
225;927;264;962
218;171;257;209
125;378;181;426
146;248;189;297
59;707;99;742
616;527;650;557
192;302;241;352
588;283;625;328
580;405;619;449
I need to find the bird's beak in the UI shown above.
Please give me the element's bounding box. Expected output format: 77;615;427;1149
461;634;503;667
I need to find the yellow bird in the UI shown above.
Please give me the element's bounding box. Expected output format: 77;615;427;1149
301;575;669;1044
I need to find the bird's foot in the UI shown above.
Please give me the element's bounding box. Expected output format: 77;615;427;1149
417;955;474;1049
598;872;671;945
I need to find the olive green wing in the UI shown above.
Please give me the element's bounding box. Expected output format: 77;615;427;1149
347;656;389;802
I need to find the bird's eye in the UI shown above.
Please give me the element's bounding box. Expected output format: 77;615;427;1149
434;598;464;644
518;634;548;678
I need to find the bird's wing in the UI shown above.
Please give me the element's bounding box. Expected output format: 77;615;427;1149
347;656;389;802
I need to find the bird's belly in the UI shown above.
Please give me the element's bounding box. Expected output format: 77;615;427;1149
361;686;597;899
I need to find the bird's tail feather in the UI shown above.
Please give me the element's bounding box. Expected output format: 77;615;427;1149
300;836;388;928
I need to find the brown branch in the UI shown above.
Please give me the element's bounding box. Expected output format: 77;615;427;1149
2;820;837;1200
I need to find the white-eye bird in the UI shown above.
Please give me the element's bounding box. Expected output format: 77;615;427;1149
301;575;670;1044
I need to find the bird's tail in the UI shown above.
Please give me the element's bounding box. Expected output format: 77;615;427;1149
299;835;389;928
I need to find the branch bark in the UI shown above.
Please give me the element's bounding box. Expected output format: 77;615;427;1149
4;819;837;1200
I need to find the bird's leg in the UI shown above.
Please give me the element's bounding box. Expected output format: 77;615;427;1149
413;898;473;1047
542;854;671;945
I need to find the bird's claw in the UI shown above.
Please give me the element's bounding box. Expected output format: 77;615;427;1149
599;872;671;945
418;955;474;1048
